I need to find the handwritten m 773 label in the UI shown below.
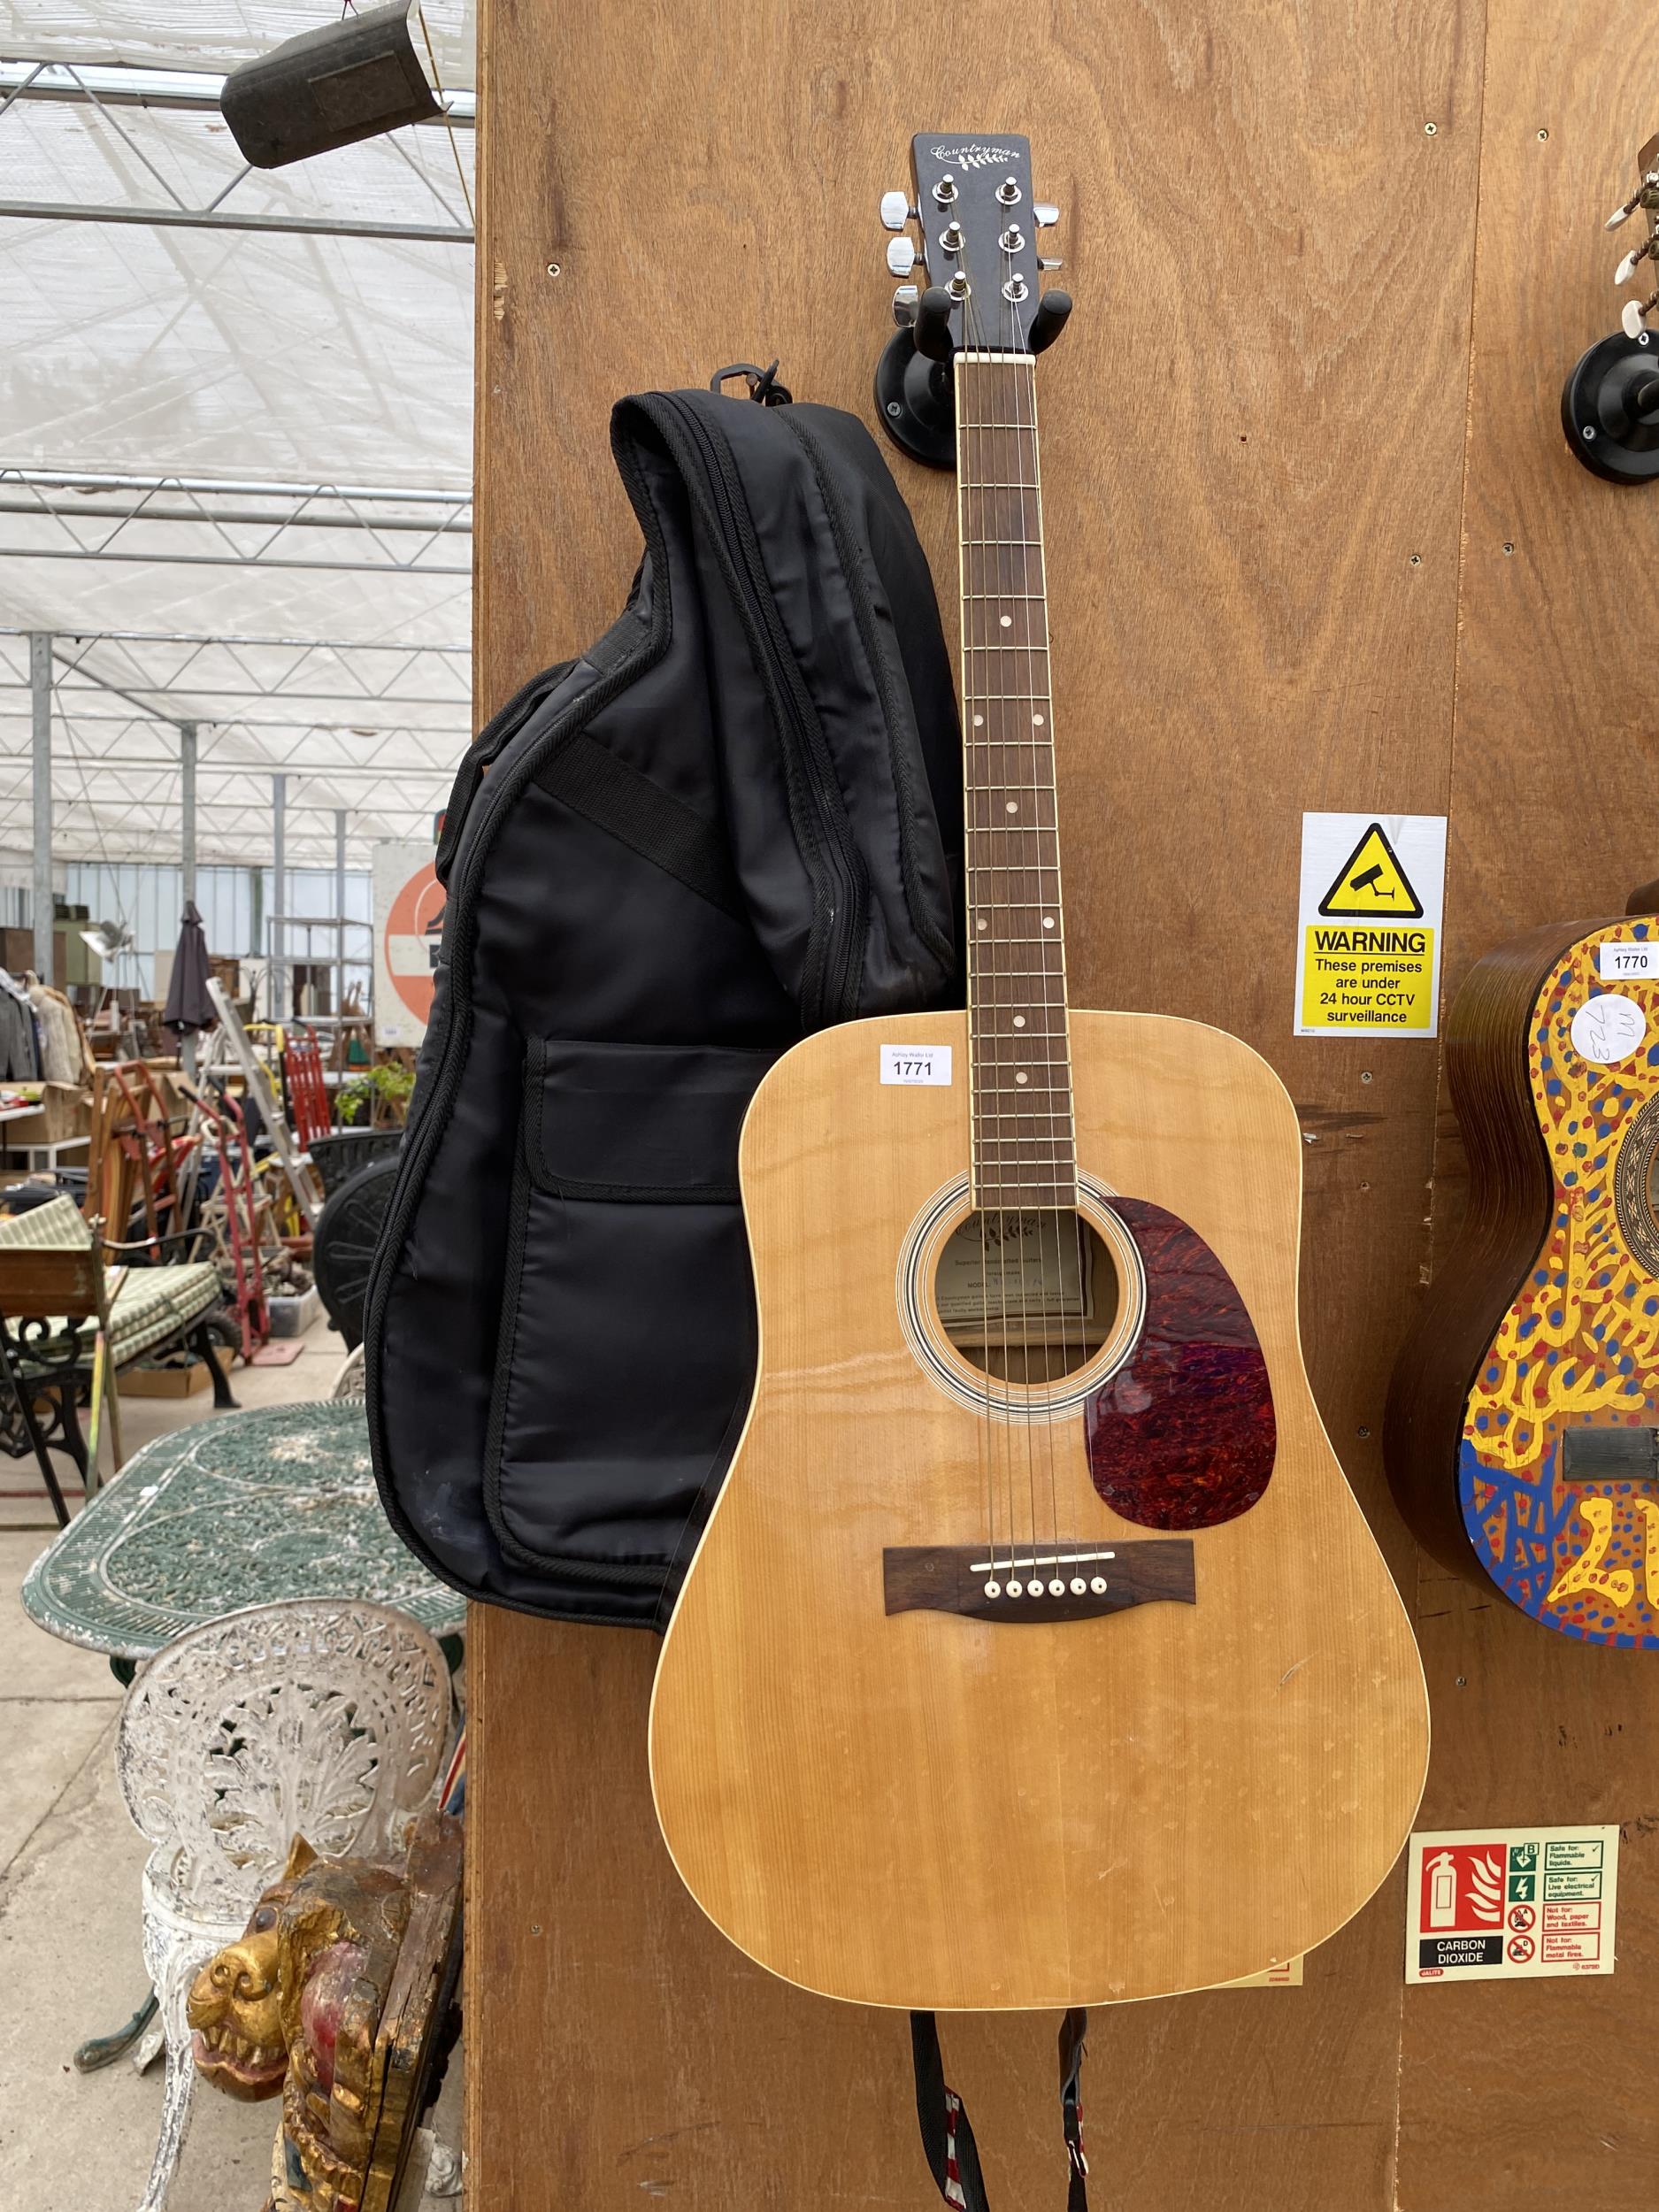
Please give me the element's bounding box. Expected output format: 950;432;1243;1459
880;1044;952;1087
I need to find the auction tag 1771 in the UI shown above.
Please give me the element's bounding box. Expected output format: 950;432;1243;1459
1405;1824;1619;1984
880;1043;952;1087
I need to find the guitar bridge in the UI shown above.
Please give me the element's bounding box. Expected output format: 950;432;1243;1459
882;1540;1194;1621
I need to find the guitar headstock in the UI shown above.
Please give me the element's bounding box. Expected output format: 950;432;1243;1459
1608;129;1659;336
881;131;1066;358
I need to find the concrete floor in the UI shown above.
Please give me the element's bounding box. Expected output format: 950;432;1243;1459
0;1315;463;2210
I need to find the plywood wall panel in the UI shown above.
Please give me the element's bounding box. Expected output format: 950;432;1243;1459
1396;8;1659;2208
468;0;1493;2203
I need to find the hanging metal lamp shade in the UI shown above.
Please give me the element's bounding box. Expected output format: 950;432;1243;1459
219;1;444;171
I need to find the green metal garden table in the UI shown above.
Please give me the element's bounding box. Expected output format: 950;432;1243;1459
20;1397;463;1659
19;1396;465;2073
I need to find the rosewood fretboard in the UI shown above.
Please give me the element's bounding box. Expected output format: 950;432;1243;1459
956;349;1078;1213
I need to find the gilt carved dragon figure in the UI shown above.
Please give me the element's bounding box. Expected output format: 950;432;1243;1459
187;1813;463;2212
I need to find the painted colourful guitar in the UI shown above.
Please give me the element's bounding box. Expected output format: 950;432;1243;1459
1386;889;1659;1644
649;132;1429;2012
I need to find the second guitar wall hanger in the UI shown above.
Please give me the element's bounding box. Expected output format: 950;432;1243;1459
1563;129;1659;484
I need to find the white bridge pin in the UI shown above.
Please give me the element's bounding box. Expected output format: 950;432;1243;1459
1069;1577;1087;1595
983;1579;1002;1598
1007;1578;1025;1597
1048;1578;1065;1596
1089;1576;1108;1594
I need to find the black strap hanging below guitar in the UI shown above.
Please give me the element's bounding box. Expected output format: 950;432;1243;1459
910;2009;1089;2211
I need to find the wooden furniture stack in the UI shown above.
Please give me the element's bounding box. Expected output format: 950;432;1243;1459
468;3;1659;2202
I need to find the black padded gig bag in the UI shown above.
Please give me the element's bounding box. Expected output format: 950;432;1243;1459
366;387;961;1625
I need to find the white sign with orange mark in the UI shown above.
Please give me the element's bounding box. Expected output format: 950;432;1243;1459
373;840;445;1048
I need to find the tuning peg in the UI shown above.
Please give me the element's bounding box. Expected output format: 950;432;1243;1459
1033;202;1060;228
886;236;918;278
1038;256;1064;272
1617;239;1655;284
1609;173;1659;228
1623;296;1653;338
892;284;919;326
1609;179;1655;229
879;190;913;232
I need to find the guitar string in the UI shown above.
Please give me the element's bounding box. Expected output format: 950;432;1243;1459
998;322;1076;1580
964;267;1030;1579
1020;327;1092;1567
957;269;1001;1579
1000;312;1065;1587
1000;316;1066;1593
1033;326;1094;1573
979;317;1049;1586
964;272;1018;1579
982;298;1035;1593
1008;327;1091;1572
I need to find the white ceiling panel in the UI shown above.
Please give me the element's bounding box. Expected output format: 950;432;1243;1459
0;0;478;865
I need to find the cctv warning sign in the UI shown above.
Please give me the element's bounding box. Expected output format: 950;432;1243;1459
1294;812;1447;1037
1405;1825;1619;1984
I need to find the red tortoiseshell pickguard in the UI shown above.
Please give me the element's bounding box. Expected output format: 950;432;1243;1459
1084;1196;1277;1531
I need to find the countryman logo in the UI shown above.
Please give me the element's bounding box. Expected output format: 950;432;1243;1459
932;144;1017;169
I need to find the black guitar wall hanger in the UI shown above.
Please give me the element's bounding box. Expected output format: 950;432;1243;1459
872;144;1072;470
1563;130;1659;484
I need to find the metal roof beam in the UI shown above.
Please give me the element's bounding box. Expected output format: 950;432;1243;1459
0;472;472;574
1;468;471;509
0;59;475;125
0;58;473;242
0;627;468;653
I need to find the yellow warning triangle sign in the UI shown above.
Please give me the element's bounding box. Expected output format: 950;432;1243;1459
1317;822;1423;918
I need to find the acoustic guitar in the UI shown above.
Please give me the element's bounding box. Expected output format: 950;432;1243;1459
649;131;1428;2010
1386;886;1659;1644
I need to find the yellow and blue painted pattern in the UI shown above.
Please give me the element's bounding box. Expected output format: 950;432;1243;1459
1459;919;1659;1645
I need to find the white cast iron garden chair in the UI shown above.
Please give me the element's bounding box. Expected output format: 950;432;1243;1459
114;1596;453;2212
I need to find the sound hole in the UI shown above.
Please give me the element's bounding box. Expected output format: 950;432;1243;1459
934;1210;1118;1384
1613;1092;1659;1275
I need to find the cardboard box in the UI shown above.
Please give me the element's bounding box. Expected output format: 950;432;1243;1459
0;1082;89;1145
118;1359;211;1399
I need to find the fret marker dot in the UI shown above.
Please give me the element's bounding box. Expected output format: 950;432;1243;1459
1000;614;1013;628
1033;713;1045;726
1005;800;1018;814
972;714;984;727
1012;1016;1026;1029
977;918;988;932
1015;1071;1029;1085
1041;916;1056;930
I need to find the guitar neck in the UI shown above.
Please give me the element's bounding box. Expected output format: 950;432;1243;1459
956;349;1078;1212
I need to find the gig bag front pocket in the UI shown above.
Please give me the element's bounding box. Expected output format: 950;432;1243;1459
485;1038;780;1588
